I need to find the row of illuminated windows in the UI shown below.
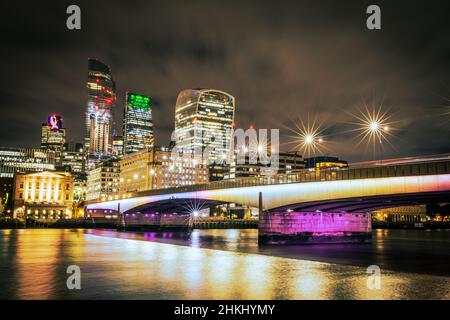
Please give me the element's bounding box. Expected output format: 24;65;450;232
159;173;207;179
1;159;53;166
120;170;207;180
160;166;207;174
88;186;119;193
96;178;119;182
19;193;71;201
25;209;67;215
20;182;70;190
158;180;198;187
160;158;203;165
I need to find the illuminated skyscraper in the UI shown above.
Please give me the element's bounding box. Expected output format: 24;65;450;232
123;92;154;154
41;114;66;165
85;59;116;168
174;89;235;180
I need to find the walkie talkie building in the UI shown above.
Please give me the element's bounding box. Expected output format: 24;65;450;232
174;89;235;180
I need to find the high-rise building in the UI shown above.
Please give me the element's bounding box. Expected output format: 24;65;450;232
85;59;116;168
119;146;208;194
86;158;120;201
41;114;66;165
174;89;235;181
123;92;154;154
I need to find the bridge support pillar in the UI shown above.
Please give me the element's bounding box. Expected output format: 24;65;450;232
258;211;372;244
159;213;193;230
122;213;193;230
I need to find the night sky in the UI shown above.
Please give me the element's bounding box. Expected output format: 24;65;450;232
1;0;449;161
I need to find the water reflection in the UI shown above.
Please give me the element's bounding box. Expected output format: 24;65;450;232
0;229;450;299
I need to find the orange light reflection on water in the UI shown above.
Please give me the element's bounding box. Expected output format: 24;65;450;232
1;229;450;300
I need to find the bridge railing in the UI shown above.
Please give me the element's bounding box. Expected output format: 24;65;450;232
120;159;450;198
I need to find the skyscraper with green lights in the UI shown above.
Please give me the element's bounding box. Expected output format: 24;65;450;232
123;92;154;154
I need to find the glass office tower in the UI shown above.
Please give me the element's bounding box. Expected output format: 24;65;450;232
174;89;235;180
85;59;116;168
123;92;153;154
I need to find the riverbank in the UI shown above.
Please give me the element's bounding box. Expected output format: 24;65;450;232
0;218;100;229
193;218;258;229
0;218;25;229
372;221;450;229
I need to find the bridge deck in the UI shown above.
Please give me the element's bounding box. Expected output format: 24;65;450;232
87;158;450;205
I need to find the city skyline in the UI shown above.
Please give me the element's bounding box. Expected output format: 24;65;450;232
1;0;450;304
2;54;449;164
1;1;449;162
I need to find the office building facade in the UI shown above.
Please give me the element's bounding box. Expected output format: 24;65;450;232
174;89;235;181
86;158;120;201
305;156;348;170
227;151;305;179
123;92;154;154
61;142;85;174
0;147;56;178
85;59;116;168
112;135;124;157
119;146;208;194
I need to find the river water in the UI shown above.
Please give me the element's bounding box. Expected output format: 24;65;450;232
0;228;449;299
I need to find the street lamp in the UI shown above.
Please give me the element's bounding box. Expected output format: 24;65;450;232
351;105;395;159
305;134;314;145
370;121;379;132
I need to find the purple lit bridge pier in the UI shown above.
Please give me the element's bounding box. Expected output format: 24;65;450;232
86;157;450;244
259;211;371;244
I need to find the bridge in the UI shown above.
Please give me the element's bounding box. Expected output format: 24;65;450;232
86;155;450;244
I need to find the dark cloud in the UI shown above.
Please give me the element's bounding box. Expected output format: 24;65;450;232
0;0;449;161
